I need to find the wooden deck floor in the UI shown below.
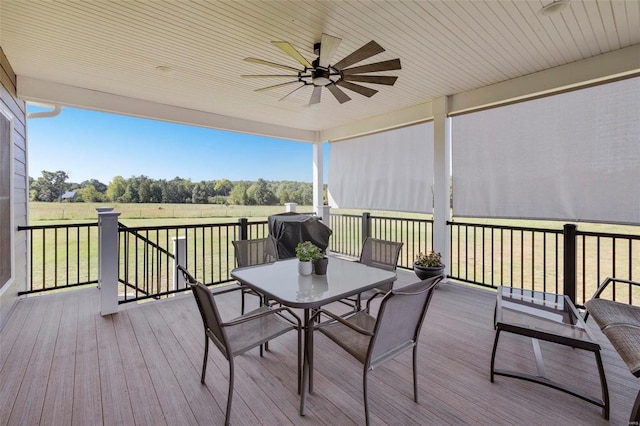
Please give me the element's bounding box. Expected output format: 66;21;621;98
1;271;638;425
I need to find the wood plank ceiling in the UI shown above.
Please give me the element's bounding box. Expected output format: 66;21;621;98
1;1;639;140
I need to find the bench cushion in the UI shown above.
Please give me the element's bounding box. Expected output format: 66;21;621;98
585;298;640;378
600;324;640;378
585;298;640;329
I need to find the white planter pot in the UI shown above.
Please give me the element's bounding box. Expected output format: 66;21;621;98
298;260;312;276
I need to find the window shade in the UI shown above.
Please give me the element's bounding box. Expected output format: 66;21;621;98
452;77;640;224
328;122;434;213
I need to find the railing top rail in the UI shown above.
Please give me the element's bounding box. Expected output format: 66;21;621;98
576;229;640;240
18;222;98;231
330;213;362;219
369;215;433;223
118;222;175;259
119;220;267;232
447;220;563;234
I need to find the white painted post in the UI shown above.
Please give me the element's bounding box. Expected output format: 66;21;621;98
172;236;186;291
99;211;120;316
432;96;452;274
95;206;114;289
312;142;324;217
285;202;297;213
319;205;331;227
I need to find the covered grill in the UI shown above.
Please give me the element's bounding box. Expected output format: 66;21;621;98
268;213;332;259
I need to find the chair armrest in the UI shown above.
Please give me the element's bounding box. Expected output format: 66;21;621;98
364;289;388;311
312;309;374;336
592;277;640;300
179;264;252;296
223;306;301;329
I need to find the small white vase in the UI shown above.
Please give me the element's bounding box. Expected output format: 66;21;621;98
298;260;312;276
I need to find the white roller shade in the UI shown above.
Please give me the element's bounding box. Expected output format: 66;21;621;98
452;77;640;224
328;122;434;213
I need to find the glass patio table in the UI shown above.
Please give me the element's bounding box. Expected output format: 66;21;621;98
491;286;609;419
231;256;397;416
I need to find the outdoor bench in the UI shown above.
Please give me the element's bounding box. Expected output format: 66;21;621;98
585;277;640;424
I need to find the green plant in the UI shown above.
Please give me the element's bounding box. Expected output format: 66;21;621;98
415;251;443;267
295;241;323;262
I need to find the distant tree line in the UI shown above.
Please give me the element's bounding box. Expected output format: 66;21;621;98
29;170;320;206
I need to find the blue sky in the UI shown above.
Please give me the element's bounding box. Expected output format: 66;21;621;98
26;105;329;185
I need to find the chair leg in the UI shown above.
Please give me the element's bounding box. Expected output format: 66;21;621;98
225;358;235;426
263;296;270;352
355;294;362;312
297;327;303;395
630;387;640;423
201;336;209;384
413;345;419;403
363;369;370;426
241;290;246;315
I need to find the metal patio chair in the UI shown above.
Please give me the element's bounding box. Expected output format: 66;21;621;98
232;236;278;314
344;237;403;312
313;275;441;426
179;265;301;426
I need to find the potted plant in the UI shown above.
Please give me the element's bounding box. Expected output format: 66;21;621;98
413;251;445;280
295;241;323;276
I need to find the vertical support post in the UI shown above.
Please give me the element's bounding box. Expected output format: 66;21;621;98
285;202;297;213
312;142;324;217
433;96;452;274
238;218;248;241
563;223;577;303
95;206;114;289
99;211;121;316
362;212;371;244
172;236;186;291
319;205;331;227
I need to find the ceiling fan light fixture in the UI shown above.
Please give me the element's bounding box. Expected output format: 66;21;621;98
312;76;332;86
540;0;569;16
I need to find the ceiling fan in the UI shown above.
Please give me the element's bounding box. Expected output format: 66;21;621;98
242;33;401;105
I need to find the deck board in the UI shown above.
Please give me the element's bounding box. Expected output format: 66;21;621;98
72;289;102;425
1;272;638;425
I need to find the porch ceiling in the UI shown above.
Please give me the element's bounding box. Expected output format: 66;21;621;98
2;1;639;142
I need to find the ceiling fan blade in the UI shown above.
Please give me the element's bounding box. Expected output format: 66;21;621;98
319;33;342;68
342;59;401;75
272;41;313;68
244;57;301;72
342;75;398;85
326;83;351;104
242;74;299;78
336;80;378;98
333;40;385;70
279;84;306;101
255;80;301;92
309;86;322;105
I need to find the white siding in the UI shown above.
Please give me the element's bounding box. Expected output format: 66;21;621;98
0;46;27;330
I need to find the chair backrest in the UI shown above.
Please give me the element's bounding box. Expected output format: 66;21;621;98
233;236;278;268
359;237;403;271
179;266;230;357
366;275;440;368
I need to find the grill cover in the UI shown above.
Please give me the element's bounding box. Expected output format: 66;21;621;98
268;213;332;259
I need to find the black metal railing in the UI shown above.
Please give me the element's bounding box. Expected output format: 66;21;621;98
329;212;434;269
576;229;640;305
17;222;99;294
330;213;639;305
448;221;564;294
19;212;640;307
117;219;269;303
